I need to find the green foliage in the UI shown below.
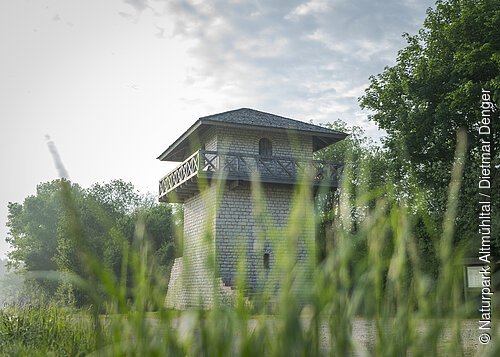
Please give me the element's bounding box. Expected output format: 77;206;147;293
5;179;179;306
315;119;390;199
359;0;500;258
6;181;66;272
0;306;97;356
361;0;499;158
314;120;391;262
118;204;176;265
1;127;499;356
314;119;380;161
2;134;498;356
86;180;142;215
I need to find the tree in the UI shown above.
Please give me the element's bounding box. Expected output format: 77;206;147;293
359;0;499;259
314;120;390;261
315;119;389;196
87;180;142;215
6;179;180;306
6;181;73;272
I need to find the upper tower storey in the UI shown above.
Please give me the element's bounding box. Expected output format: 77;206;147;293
157;108;347;202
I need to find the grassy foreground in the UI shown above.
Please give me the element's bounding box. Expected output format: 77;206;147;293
1;135;499;356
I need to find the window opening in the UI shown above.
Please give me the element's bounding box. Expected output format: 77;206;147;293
263;253;270;269
259;138;272;157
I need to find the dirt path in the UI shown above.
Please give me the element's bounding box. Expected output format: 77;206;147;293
338;318;498;356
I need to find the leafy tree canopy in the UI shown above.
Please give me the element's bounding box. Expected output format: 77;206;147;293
359;0;499;254
5;179;179;305
361;0;499;164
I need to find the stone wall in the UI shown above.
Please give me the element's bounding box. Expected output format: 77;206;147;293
179;184;217;308
164;126;317;308
164;180;316;308
165;256;238;309
202;127;217;151
164;257;185;309
184;126;313;160
216;127;313;160
216;181;315;296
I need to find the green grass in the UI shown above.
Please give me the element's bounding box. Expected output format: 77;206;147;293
0;305;96;356
2;134;499;356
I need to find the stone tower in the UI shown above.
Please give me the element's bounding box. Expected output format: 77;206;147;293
158;108;346;308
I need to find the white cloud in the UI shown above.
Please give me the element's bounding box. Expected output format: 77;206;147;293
152;0;434;132
285;0;330;20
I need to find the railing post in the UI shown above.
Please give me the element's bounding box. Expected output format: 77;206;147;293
197;150;201;172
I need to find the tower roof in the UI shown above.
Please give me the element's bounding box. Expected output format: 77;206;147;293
157;108;348;161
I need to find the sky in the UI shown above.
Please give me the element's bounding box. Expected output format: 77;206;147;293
0;0;436;259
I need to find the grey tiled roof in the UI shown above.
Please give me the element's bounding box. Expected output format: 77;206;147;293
157;108;348;161
200;108;344;136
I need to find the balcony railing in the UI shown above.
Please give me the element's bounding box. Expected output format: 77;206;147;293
159;150;342;202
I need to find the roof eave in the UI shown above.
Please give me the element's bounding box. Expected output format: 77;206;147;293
157;119;203;161
313;133;349;152
201;119;347;140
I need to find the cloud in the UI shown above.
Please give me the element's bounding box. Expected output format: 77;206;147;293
119;0;152;21
123;0;149;13
285;0;330;20
124;0;435;138
155;24;166;38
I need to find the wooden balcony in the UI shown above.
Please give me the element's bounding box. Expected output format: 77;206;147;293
159;150;342;202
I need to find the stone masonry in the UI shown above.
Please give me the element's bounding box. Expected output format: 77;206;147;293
161;109;346;309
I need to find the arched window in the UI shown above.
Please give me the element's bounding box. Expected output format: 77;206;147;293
259;138;272;157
